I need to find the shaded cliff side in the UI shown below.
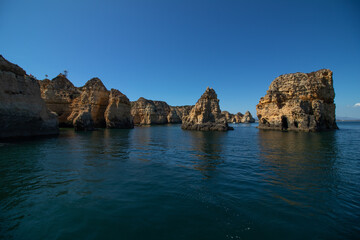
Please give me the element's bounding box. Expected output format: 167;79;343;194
0;55;59;138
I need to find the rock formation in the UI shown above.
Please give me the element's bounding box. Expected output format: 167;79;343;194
75;78;109;128
131;98;170;125
241;111;255;123
130;98;193;125
256;69;338;131
105;89;134;128
181;87;233;131
168;105;193;123
0;55;58;138
222;110;255;123
38;74;80;127
39;76;133;130
73;108;94;131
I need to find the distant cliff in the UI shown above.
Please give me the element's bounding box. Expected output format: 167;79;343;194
256;69;338;131
131;97;193;125
222;110;255;123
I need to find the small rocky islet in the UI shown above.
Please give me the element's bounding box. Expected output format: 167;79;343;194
256;69;338;131
0;54;338;139
181;87;233;131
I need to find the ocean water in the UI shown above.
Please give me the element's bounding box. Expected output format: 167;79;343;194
0;122;359;239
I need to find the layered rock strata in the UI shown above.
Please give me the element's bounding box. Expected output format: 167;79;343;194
0;55;59;138
256;69;338;131
130;97;193;125
181;87;232;131
39;76;133;130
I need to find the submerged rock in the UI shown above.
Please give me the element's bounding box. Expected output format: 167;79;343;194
0;55;59;138
181;87;232;131
105;89;134;128
256;69;338;131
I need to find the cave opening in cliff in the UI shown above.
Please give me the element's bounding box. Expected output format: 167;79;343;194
281;116;288;130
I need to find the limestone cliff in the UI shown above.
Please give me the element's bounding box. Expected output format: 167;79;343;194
241;111;255;123
222;111;254;123
130;98;192;125
168;105;193;123
73;108;94;131
38;74;80;127
181;87;232;131
256;69;338;131
105;89;134;128
0;55;58;138
131;98;170;125
75;78;109;128
39;77;133;130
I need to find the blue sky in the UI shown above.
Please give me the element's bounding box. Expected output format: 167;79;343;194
1;0;360;117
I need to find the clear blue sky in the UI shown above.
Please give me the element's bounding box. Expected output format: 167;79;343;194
1;0;360;117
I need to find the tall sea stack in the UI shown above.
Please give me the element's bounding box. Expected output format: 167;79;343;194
181;87;232;131
256;69;338;131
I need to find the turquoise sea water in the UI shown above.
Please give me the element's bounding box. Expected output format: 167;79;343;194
1;122;359;239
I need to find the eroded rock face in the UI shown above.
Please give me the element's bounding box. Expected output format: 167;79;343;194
222;110;254;123
130;97;193;125
131;98;170;125
76;78;109;128
256;69;338;131
168;105;193;123
241;111;255;123
38;74;80;127
105;89;134;128
73;108;94;131
0;55;58;138
181;87;232;131
39;76;133;130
